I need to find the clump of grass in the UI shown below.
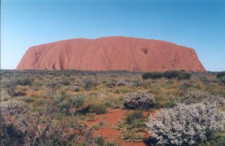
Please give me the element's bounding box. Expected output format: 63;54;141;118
53;91;85;114
95;136;118;146
89;103;107;114
14;85;29;96
125;111;145;125
3;77;34;97
123;131;144;142
180;90;211;104
23;97;35;103
106;81;117;88
91;120;104;130
105;95;123;109
114;88;130;94
1;100;27;111
74;142;87;146
70;86;80;92
12;77;34;86
95;136;105;146
83;79;98;91
46;80;59;89
60;76;71;85
5;84;24;97
85;113;95;122
26;89;47;99
154;94;178;108
179;81;193;91
116;111;146;142
33;98;47;107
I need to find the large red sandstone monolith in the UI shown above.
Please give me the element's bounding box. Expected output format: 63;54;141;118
17;36;206;72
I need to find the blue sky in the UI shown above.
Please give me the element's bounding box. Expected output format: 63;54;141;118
1;0;225;71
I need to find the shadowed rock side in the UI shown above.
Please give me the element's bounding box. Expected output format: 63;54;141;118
17;36;206;72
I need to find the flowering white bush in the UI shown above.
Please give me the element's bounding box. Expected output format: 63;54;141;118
123;92;155;109
1;100;26;111
182;91;225;107
181;91;210;104
146;102;225;145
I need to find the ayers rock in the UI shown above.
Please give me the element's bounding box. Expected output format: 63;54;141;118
17;36;206;72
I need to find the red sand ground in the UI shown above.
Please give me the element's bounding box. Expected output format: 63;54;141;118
86;109;150;146
17;36;205;72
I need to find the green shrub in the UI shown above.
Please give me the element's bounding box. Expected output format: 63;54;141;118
198;75;210;84
89;103;107;114
216;71;225;84
106;81;117;88
0;120;25;145
162;70;192;80
122;131;144;142
10;77;34;86
71;95;85;109
70;86;80;92
181;91;211;105
181;91;225;107
95;137;118;146
125;111;144;125
46;80;59;89
177;71;192;80
59;76;71;85
142;72;162;80
163;70;179;79
5;84;17;97
1;100;26;112
95;136;105;146
142;73;151;80
83;79;97;91
24;98;35;103
74;142;87;146
53;92;85;114
106;140;118;146
14;86;28;96
5;77;33;97
217;71;225;78
0;102;26;145
116;111;146;142
58;100;71;113
179;81;192;91
221;76;225;84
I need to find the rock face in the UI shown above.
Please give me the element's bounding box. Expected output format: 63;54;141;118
17;36;206;72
